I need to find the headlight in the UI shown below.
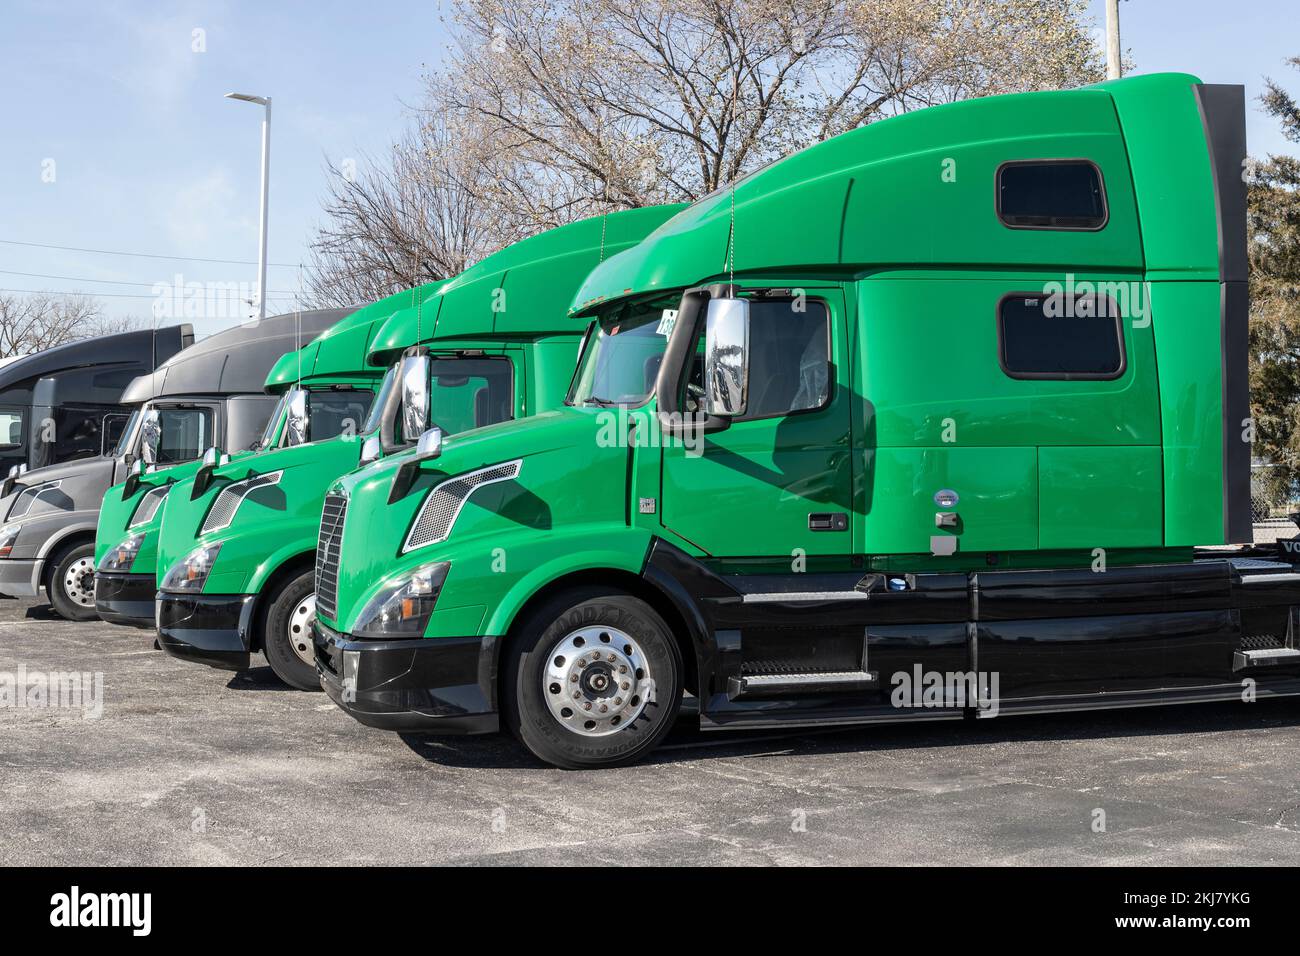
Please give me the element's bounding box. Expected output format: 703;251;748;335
352;562;450;638
161;542;222;592
0;523;19;558
99;533;144;573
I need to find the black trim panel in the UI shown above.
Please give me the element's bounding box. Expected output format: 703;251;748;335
1194;83;1251;543
313;620;499;733
156;592;257;670
94;572;156;628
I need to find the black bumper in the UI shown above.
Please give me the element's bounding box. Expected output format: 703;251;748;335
94;573;157;628
313;619;499;734
156;592;258;671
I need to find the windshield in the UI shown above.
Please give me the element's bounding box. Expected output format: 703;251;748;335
567;296;682;406
113;408;141;458
258;392;291;450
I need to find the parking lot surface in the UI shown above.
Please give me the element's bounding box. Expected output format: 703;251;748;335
3;595;1300;866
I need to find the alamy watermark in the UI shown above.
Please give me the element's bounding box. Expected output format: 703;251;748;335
890;665;999;716
0;665;103;719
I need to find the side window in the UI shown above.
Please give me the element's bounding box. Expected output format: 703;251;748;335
101;413;131;455
155;408;213;463
427;357;514;437
50;406;104;463
227;395;281;451
736;299;831;420
307;389;374;442
998;293;1125;380
997;160;1107;230
0;408;24;448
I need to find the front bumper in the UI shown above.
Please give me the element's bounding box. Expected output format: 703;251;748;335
94;572;156;628
156;591;258;670
313;619;499;734
0;558;41;597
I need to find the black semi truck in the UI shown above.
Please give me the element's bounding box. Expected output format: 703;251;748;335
0;324;193;476
0;311;343;619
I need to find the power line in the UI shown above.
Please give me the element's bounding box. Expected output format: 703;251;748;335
0;238;302;268
0;286;306;301
0;269;297;294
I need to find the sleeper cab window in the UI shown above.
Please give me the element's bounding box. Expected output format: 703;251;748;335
998;292;1125;381
997;160;1107;230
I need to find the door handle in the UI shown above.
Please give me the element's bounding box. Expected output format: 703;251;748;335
808;512;847;532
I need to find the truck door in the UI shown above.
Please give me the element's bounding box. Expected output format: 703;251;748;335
659;288;854;561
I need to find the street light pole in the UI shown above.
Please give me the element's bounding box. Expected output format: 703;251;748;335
225;92;272;321
1105;0;1122;81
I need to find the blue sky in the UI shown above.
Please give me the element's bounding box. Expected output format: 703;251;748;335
0;0;1296;336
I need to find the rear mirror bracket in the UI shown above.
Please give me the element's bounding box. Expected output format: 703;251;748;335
389;427;444;504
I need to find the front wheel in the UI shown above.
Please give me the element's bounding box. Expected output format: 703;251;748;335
503;589;682;769
47;541;98;621
261;570;321;691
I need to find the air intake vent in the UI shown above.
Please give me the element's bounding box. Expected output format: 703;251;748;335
200;472;282;534
315;493;348;623
403;460;521;553
129;484;170;527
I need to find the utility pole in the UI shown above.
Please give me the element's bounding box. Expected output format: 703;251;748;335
225;92;273;320
1105;0;1122;81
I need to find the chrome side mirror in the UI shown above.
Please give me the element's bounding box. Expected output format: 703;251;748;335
414;426;443;462
704;297;750;417
399;353;431;444
358;434;382;466
139;409;161;465
285;388;310;446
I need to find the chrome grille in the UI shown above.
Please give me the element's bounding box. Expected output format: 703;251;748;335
200;472;282;534
129;484;170;527
403;460;521;552
315;493;348;622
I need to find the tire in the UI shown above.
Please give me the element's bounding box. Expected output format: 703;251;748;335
47;541;98;622
260;570;321;691
503;588;682;769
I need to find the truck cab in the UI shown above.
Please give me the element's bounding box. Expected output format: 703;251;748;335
0;324;192;477
0;309;344;622
151;206;684;689
95;305;382;629
311;74;1300;770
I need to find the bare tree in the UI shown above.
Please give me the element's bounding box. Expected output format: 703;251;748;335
436;0;1106;217
307;0;1105;304
307;109;530;306
0;293;144;358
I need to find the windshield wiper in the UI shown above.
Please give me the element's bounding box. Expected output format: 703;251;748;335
582;396;620;407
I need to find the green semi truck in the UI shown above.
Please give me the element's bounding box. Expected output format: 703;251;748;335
151;206;682;689
309;73;1300;770
94;303;390;629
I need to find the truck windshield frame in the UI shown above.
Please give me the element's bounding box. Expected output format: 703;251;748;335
363;365;398;436
566;295;683;408
257;392;292;451
113;408;141;459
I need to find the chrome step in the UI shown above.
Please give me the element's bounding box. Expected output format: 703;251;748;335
740;590;873;604
728;669;878;699
1233;647;1300;672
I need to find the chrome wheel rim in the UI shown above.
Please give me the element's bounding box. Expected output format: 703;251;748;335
543;625;655;737
287;593;316;666
63;556;95;608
